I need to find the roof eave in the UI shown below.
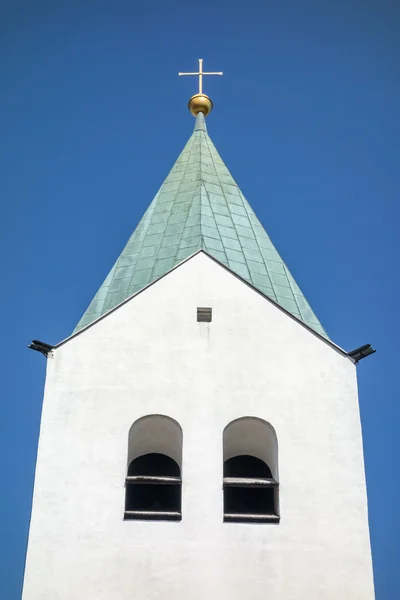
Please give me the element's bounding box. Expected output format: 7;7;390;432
31;250;358;362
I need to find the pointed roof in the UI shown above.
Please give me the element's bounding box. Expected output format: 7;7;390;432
75;113;327;337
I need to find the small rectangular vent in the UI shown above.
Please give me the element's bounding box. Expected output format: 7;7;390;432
197;307;212;322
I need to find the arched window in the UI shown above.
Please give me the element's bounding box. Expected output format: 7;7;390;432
223;417;279;523
124;415;182;521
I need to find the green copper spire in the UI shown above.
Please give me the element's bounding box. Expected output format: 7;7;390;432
75;112;327;337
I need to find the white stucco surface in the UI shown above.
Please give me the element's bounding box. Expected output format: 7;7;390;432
22;252;375;599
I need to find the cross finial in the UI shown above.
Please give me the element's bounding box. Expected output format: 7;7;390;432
178;59;223;117
179;58;223;95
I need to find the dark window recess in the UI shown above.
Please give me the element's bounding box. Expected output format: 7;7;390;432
224;487;275;517
224;455;272;479
125;453;181;522
197;307;212;322
128;453;180;477
125;484;181;513
223;455;279;524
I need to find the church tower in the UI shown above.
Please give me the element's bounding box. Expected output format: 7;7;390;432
23;61;375;600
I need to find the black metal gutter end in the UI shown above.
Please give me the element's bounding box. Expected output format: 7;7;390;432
29;340;54;358
348;344;376;363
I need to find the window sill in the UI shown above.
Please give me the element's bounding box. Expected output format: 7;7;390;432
223;477;278;487
125;476;181;485
124;510;182;521
223;513;280;524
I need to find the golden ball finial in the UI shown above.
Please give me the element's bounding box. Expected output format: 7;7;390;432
188;93;213;117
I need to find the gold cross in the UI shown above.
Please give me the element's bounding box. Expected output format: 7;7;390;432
179;58;223;95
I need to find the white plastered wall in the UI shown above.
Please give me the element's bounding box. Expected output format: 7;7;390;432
22;252;375;600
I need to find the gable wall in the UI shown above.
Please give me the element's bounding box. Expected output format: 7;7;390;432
23;253;375;600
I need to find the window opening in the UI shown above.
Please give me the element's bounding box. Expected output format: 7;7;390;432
223;418;279;524
125;453;181;521
223;455;278;523
197;307;212;322
124;415;182;522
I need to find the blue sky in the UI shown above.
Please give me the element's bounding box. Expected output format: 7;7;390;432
1;1;398;597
